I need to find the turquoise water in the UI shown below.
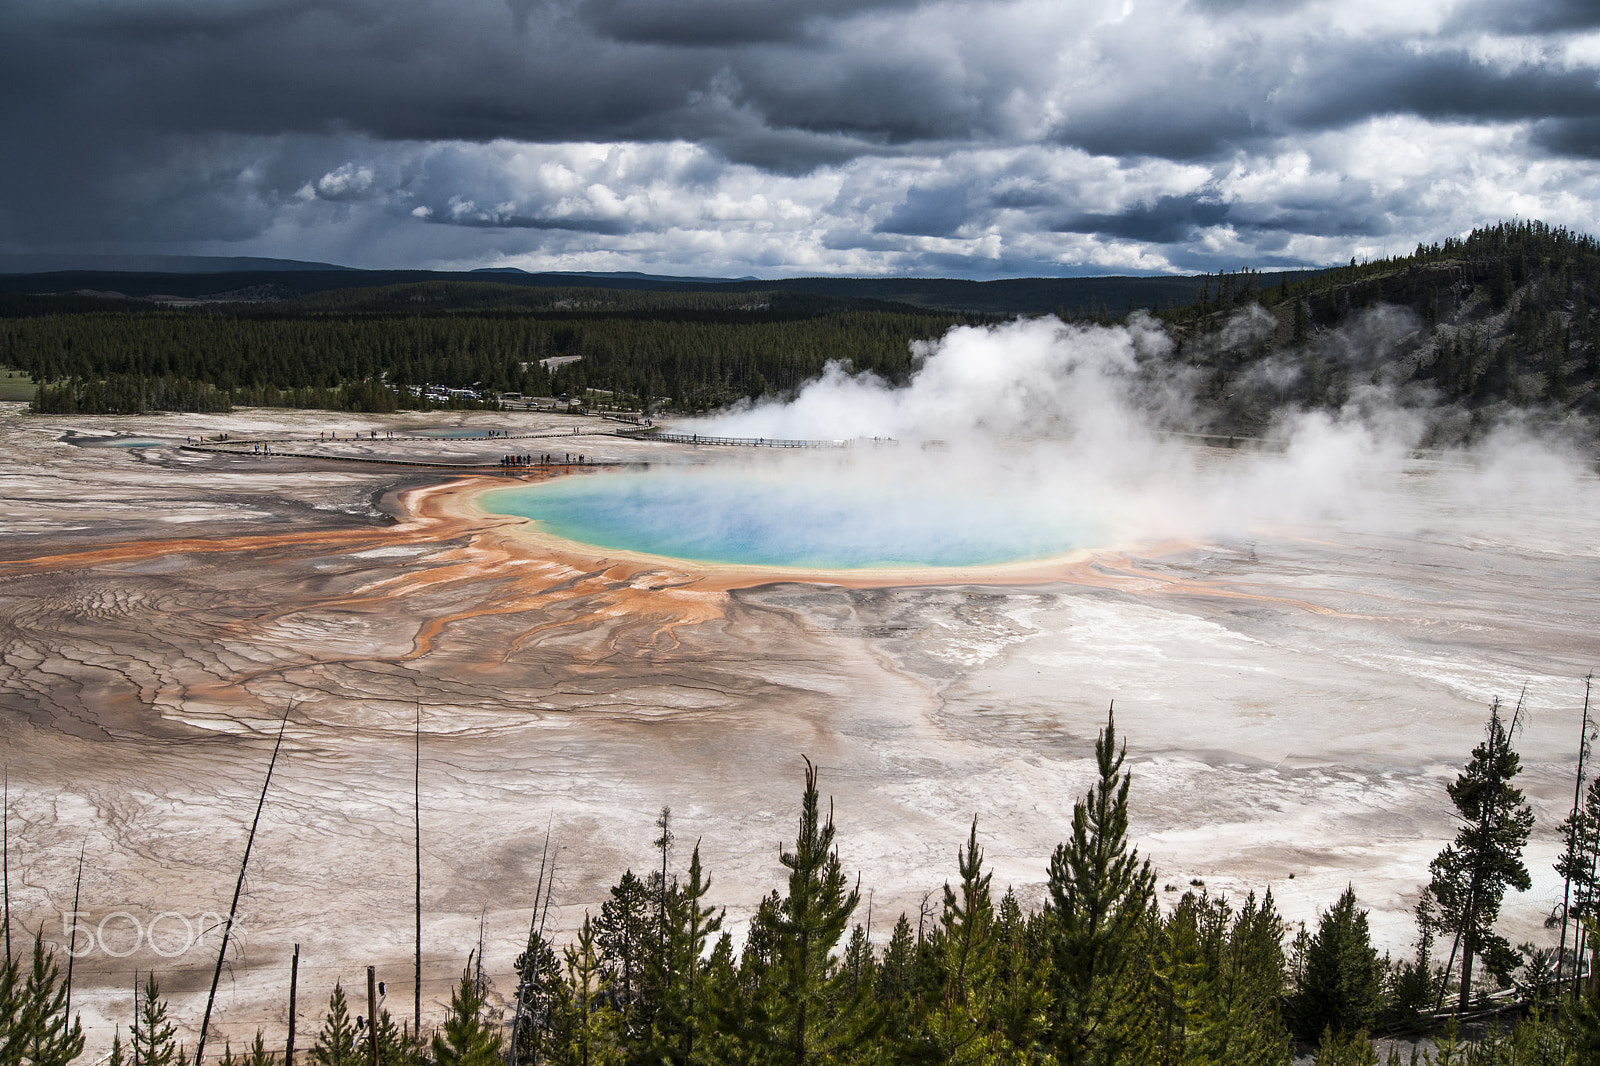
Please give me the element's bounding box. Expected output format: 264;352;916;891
100;439;168;448
417;428;494;439
481;469;1097;569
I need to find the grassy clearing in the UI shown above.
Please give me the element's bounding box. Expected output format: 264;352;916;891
0;367;36;402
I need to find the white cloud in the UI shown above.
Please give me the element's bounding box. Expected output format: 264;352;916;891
314;162;377;200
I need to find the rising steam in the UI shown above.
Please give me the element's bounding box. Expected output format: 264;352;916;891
671;315;1600;555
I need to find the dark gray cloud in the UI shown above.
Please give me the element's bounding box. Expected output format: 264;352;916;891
1055;196;1233;245
1279;46;1600;129
1531;116;1600;158
1449;0;1600;33
1;0;1598;276
1052;103;1266;162
876;184;973;238
577;0;922;45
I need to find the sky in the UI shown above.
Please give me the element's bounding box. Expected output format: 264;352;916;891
3;0;1600;278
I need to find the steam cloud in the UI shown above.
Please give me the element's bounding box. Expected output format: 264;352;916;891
677;315;1600;555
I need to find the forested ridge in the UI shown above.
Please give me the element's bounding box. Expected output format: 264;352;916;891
4;221;1599;440
8;706;1600;1066
1158;221;1600;442
0;267;1237;316
1;289;990;415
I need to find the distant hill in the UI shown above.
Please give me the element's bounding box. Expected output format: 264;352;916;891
282;282;906;316
709;274;1304;316
550;269;763;284
0;264;1322;316
469;267;765;283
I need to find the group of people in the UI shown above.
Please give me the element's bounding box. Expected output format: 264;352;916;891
499;453;585;467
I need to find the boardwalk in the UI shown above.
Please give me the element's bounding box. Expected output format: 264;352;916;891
174;424;858;471
626;431;848;449
175;446;634;470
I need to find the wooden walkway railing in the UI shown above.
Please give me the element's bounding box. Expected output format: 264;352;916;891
625;431;848;449
176;426;856;461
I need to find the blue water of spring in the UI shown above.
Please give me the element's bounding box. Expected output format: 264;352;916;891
480;469;1096;569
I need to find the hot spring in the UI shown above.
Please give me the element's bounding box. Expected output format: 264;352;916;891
480;467;1104;569
417;428;496;439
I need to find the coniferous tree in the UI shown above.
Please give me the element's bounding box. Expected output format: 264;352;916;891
841;926;874;998
1382;899;1437;1026
1425;701;1535;1010
0;955;18;1066
653;807;674;968
309;985;359;1066
991;888;1049;1062
1309;1027;1377;1066
1289;887;1383;1042
510;931;563;1066
912;818;1012;1065
593;871;653;1036
726;758;881;1065
643;844;723;1066
371;1010;415;1066
431;970;503;1066
1566;919;1600;1059
738;891;783;986
1153;890;1290;1066
244;1032;276;1066
1221;891;1293;1066
1548;327;1571;401
874;912;919;1033
1556;772;1600;973
4;935;84;1066
548;917;621;1066
131;975;181;1066
1046;708;1156;1066
1151;893;1211;1065
218;1032;275;1066
696;934;742;1066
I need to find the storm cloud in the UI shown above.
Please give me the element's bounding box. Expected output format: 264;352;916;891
3;0;1599;275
